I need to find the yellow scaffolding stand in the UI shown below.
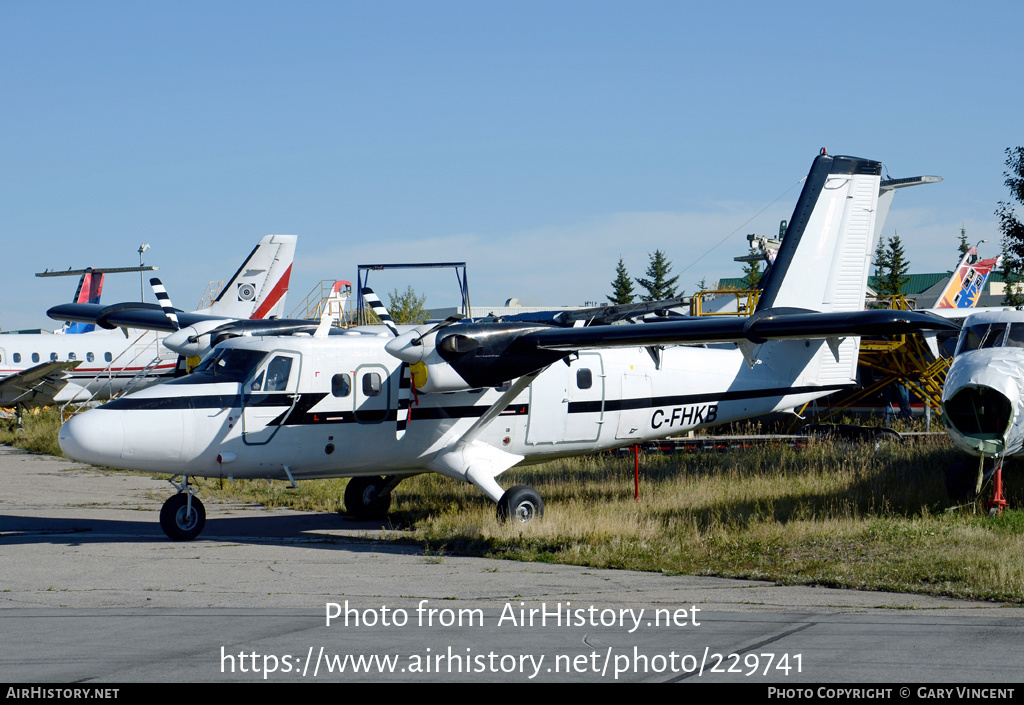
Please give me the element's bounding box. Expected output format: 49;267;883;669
690;290;951;427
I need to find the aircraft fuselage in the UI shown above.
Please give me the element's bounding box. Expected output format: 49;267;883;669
60;331;852;481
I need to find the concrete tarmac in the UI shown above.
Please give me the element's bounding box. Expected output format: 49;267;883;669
1;445;1022;684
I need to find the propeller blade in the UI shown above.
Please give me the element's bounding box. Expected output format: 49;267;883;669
413;314;465;345
396;363;413;440
150;278;180;331
360;288;414;438
361;287;399;337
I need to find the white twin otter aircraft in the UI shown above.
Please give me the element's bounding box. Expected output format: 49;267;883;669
56;151;959;540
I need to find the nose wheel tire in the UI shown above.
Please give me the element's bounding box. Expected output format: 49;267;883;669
497;485;544;524
160;494;206;541
344;476;393;520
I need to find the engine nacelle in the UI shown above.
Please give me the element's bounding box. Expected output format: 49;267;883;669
394;323;567;393
162;320;233;358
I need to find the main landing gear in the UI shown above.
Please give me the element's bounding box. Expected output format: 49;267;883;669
343;476;545;524
344;475;401;520
497;485;544;523
159;476;206;541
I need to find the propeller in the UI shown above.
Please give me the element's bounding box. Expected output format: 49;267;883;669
150;278;180;331
150;278;190;374
361;287;413;440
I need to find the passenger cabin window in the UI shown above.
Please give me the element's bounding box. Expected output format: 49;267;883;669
13;353;21;363
87;352;95;362
32;353;40;363
50;352;58;361
68;352;77;361
362;372;382;397
104;352;113;362
576;369;593;390
332;373;352;397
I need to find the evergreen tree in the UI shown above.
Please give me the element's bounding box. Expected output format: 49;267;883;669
957;225;970;260
874;234;910;297
635;249;680;302
997;147;1024;306
607;258;635;305
873;237;887;278
740;248;763;290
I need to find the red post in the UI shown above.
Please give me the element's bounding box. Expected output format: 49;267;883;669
987;460;1009;515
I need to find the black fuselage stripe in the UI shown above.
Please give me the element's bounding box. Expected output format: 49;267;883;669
98;384;850;422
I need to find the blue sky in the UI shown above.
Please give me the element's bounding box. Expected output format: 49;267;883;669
2;1;1022;329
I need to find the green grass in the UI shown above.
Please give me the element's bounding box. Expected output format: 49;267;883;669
0;408;66;457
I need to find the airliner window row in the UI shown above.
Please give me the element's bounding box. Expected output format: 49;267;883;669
10;352;115;364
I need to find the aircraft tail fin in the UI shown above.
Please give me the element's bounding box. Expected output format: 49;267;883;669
756;151;883;315
753;154;942;389
202;234;296;320
66;271;105;333
932;249;1002;309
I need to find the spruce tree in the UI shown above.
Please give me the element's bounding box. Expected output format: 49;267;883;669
741;248;763;290
874;234;910;297
957;225;970;260
635;249;680;302
607;258;635;305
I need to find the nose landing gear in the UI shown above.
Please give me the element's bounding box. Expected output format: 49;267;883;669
159;476;206;540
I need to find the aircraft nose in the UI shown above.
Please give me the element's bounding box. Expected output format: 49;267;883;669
943;385;1015;456
59;410;125;466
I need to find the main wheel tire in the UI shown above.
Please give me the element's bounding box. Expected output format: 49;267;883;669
159;494;206;541
344;476;392;520
496;485;544;524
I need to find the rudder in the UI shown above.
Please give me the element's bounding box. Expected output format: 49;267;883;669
203;234;296;320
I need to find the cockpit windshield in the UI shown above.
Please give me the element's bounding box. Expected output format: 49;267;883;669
957;322;1008;355
181;348;267;384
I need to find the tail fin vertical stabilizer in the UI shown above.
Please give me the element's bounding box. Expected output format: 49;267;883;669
203;234;297;320
66;271;105;333
756;152;883;315
933;250;1002;309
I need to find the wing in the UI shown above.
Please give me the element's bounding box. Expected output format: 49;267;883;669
0;361;81;406
47;302;231;333
384;308;961;392
47;302;319;358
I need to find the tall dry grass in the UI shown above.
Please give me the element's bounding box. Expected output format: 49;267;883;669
7;410;1023;601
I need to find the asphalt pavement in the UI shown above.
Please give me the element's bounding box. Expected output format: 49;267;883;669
2;444;1022;685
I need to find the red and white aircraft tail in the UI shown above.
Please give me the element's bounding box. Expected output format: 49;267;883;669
201;234;296;320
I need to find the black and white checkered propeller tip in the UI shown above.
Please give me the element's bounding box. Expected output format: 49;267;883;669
150;278;180;331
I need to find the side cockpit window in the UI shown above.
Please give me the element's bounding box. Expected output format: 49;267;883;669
1006;323;1024;349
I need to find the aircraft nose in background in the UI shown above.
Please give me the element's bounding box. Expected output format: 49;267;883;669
59;411;125;466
